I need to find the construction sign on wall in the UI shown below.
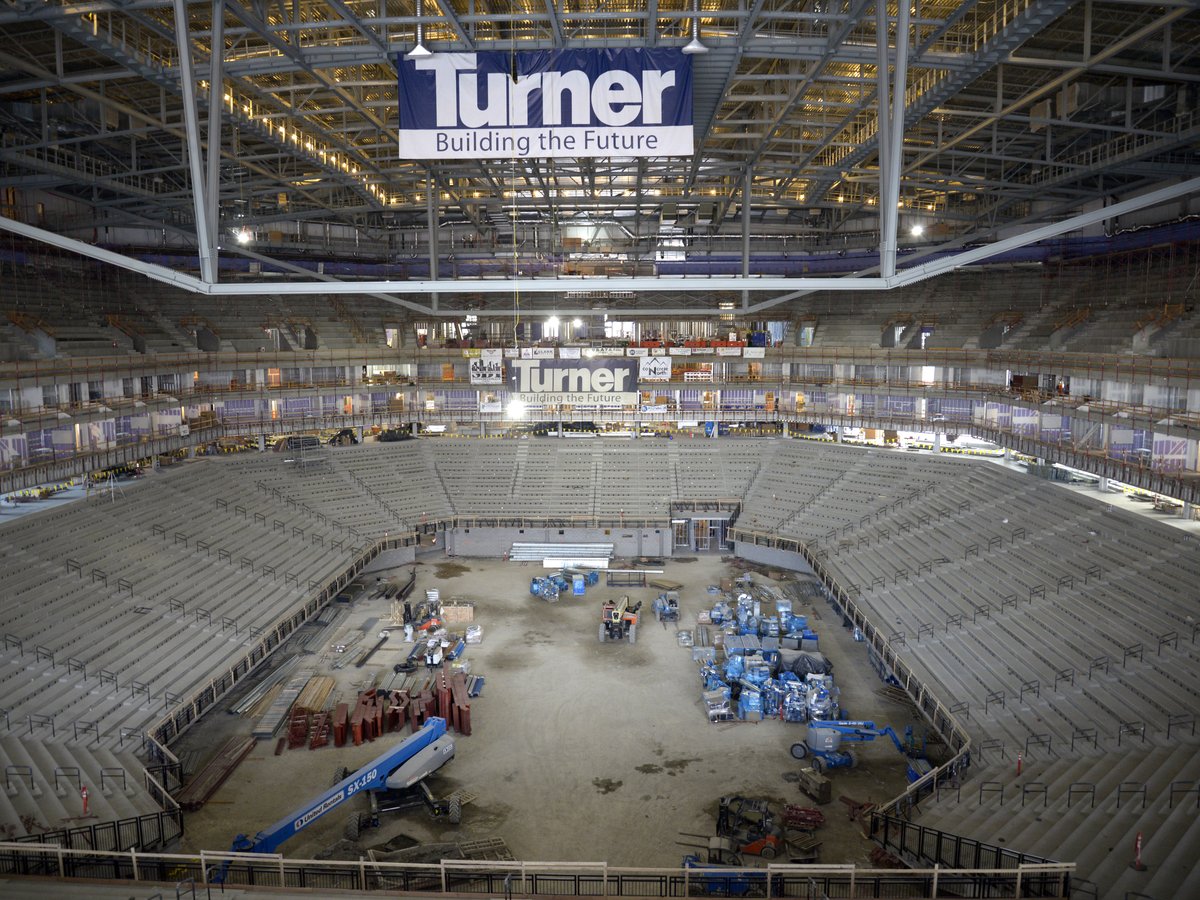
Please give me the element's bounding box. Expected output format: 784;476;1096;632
507;358;638;405
397;48;693;159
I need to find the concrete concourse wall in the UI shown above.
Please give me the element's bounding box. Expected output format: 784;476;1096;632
447;526;673;559
733;540;817;577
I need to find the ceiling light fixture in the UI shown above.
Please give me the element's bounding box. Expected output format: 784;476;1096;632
407;0;432;58
682;0;708;54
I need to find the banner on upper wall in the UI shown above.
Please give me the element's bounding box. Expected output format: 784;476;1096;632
397;48;693;159
638;356;673;382
508;358;638;405
469;350;504;384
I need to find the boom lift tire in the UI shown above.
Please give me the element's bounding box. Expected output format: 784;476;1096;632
344;811;364;841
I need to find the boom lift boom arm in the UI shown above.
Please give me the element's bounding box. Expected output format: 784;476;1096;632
229;716;452;855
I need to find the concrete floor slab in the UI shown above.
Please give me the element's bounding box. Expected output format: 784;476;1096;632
174;553;921;871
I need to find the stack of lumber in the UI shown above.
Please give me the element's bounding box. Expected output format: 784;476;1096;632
242;683;282;719
253;669;314;739
296;676;335;714
175;736;257;810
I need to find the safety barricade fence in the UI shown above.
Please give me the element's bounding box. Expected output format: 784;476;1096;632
0;843;1075;897
867;813;1069;896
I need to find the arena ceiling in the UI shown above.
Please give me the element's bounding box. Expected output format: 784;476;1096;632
0;0;1199;312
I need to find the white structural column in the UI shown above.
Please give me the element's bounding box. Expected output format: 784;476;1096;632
427;173;439;311
875;0;893;274
204;0;223;267
172;0;218;284
741;168;752;309
880;0;910;278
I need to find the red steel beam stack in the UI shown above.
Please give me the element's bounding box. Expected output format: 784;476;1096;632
449;671;472;736
386;690;409;732
332;703;349;747
287;708;310;749
175;736;257;811
435;668;453;722
350;691;375;745
309;711;331;749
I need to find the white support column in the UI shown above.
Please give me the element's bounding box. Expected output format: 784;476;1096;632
875;1;893;273
427;173;439;311
204;0;223;261
257;435;265;452
171;0;218;284
741;168;752;310
934;431;942;454
880;0;910;278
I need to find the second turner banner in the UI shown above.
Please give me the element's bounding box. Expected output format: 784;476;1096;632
397;48;693;159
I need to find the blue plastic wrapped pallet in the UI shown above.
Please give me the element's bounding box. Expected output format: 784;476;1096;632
775;599;793;618
738;689;763;721
724;635;762;657
764;681;788;718
786;614;808;632
801;629;819;651
572;574;586;595
723;655;745;682
745;663;771;687
782;690;807;723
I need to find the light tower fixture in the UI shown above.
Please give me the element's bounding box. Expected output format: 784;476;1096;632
406;0;432;59
682;0;708;54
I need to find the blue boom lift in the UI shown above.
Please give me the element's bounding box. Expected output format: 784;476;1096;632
789;720;931;781
227;717;455;862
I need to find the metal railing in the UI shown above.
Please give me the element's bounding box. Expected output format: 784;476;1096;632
869;813;1065;883
8;809;182;855
2;344;1199;389
0;842;1074;897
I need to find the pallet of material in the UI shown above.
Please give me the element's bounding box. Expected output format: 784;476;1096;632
243;683;283;720
441;602;475;624
287;707;310;749
253;669;314;739
309;710;331;749
175;736;257;810
648;579;683;592
296;676;335;714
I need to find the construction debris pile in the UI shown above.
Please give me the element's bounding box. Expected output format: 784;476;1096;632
691;575;841;724
681;796;826;868
530;568;599;601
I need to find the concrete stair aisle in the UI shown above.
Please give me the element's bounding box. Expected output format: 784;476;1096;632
915;750;1131;843
39;741;140;822
1010;746;1185;857
915;745;1200;899
0;735;79;836
1064;745;1200;899
1124;809;1200;900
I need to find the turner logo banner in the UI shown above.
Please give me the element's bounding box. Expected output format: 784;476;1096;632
508;359;638;405
397;49;692;159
